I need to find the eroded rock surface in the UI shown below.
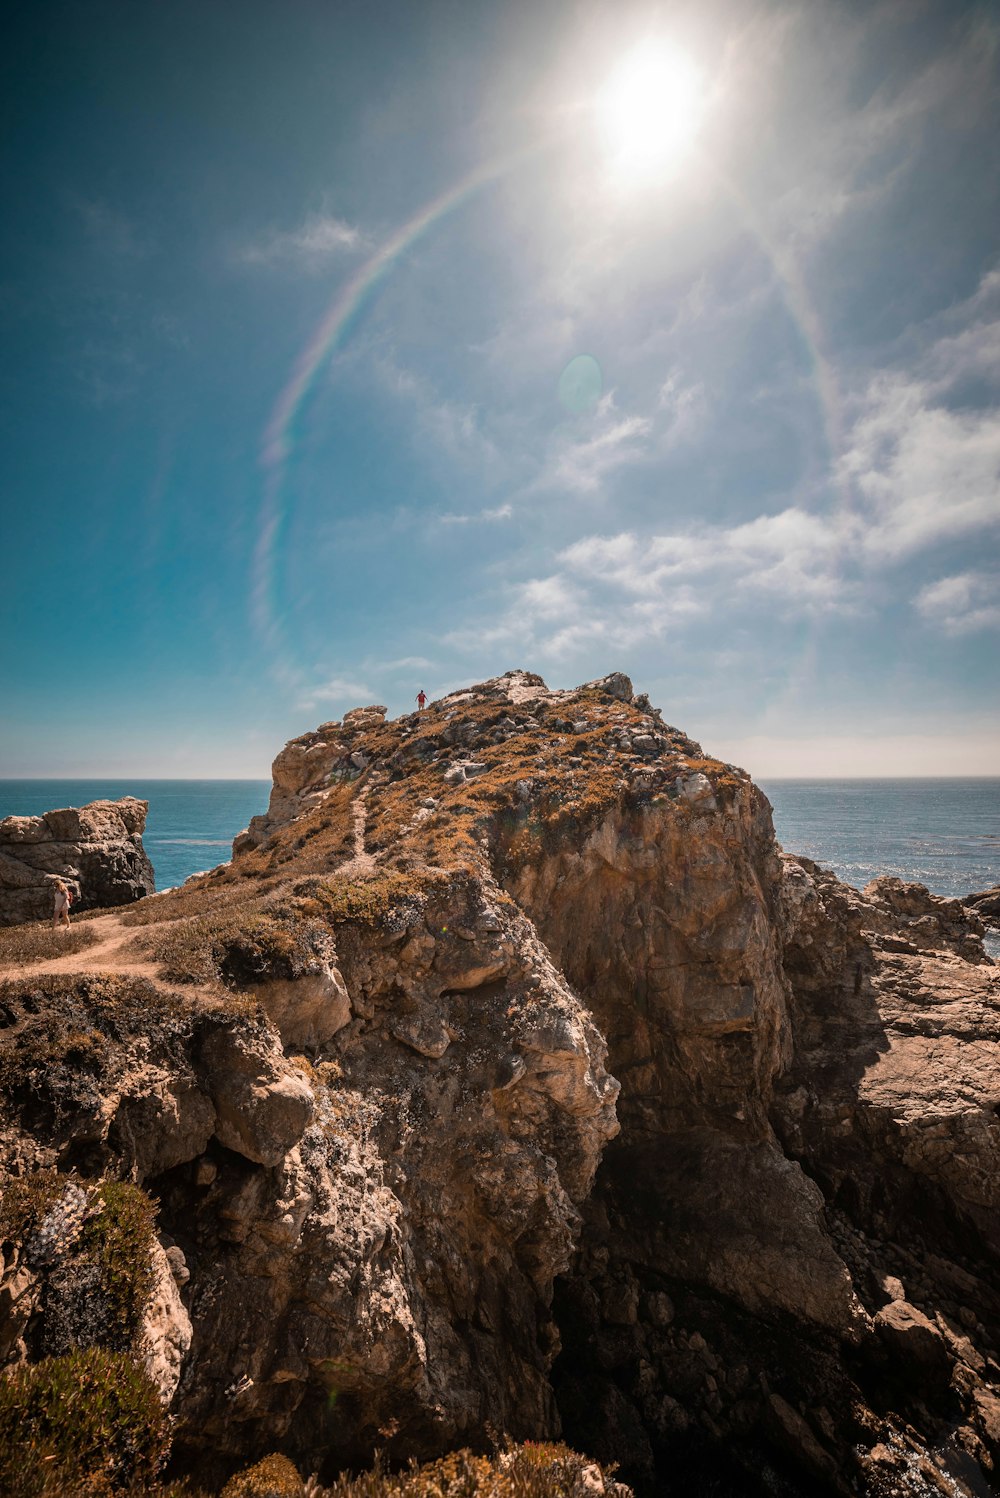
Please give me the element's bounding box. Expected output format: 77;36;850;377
1;670;999;1497
0;797;155;925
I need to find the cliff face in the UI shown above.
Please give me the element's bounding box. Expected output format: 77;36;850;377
1;672;998;1497
0;798;155;925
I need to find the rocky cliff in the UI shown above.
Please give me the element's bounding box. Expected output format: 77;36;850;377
0;797;155;926
0;672;998;1497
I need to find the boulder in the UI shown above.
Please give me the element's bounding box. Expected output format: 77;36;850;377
874;1300;951;1378
0;796;154;924
199;1025;315;1167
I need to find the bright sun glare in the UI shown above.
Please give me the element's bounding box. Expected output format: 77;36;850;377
597;41;705;184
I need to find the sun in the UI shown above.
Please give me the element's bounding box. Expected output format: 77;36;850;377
597;41;705;185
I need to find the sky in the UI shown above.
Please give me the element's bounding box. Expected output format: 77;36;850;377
1;0;998;777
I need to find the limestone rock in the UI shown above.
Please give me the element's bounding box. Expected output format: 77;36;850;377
776;855;1000;1248
578;673;634;702
199;1025;316;1167
142;1236;193;1404
0;797;154;925
963;885;1000;927
251;961;352;1050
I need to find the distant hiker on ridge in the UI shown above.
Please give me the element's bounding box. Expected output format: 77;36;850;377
416;689;427;711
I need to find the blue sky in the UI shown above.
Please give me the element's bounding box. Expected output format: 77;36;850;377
2;0;998;776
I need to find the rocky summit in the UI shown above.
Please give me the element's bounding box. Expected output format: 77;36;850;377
0;669;998;1497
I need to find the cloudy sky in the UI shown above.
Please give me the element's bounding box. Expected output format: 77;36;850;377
2;0;998;775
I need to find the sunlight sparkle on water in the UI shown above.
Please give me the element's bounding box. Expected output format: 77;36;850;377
597;41;705;185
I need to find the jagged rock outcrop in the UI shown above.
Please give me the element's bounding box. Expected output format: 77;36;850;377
1;670;999;1497
0;797;155;925
964;885;1000;928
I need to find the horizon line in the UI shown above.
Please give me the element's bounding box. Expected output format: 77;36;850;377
2;773;999;783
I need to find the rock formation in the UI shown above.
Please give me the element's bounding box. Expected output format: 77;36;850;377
0;671;998;1497
964;885;1000;929
0;797;155;926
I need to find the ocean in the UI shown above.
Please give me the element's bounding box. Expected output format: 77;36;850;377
0;780;270;892
760;778;1000;958
1;778;998;954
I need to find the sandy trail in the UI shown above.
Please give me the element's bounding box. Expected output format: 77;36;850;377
1;780;381;985
0;911;163;983
334;784;378;879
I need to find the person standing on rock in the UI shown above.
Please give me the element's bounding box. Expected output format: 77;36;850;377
51;880;72;930
416;690;427;712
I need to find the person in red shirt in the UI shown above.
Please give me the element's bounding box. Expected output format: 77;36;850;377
416;690;427;711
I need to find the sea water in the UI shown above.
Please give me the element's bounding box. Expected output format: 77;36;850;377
1;780;997;952
761;778;1000;958
0;780;270;892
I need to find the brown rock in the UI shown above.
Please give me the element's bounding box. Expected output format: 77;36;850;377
0;796;154;924
765;1394;840;1486
875;1300;951;1375
199;1025;315;1167
142;1237;193;1404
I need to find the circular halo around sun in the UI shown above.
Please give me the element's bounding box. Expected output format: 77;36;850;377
597;41;705;184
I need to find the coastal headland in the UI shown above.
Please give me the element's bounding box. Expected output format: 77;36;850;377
1;670;998;1497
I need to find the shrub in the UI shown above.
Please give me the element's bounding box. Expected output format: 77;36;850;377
79;1182;158;1350
143;905;329;991
0;923;101;968
0;1347;170;1495
220;1453;305;1497
317;1443;620;1497
0;1168;65;1248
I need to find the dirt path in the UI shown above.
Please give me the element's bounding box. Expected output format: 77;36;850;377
0;912;163;983
335;784;378;879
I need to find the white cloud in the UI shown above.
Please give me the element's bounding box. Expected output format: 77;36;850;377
657;371;706;445
238;212;363;269
439;503;513;525
916;571;1000;635
839;267;1000;559
372;656;432;672
843;374;1000;559
536;395;653;495
440;261;1000;666
374;356;506;480
562;507;857;608
297;676;374;711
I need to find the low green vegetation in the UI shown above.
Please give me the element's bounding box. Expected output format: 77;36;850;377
80;1182;158;1352
0;1348;171;1496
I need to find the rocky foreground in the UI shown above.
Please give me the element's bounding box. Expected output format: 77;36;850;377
1;670;998;1497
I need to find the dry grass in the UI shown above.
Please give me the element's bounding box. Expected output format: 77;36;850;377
315;1442;621;1497
0;972;257;1134
139;901;333;989
232;781;357;879
0;922;101;967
